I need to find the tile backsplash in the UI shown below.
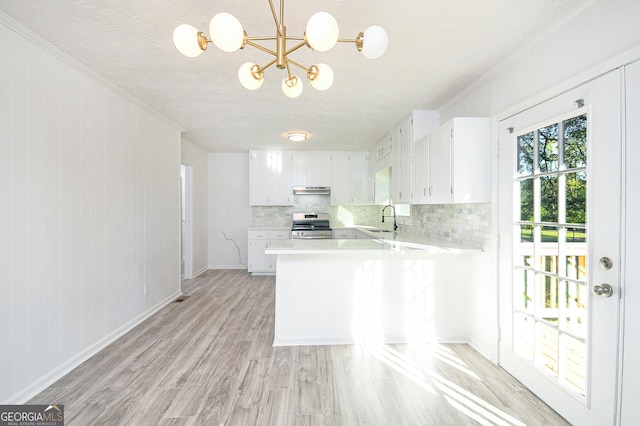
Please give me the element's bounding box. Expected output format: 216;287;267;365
252;195;491;248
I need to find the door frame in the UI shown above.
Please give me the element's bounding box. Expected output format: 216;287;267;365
180;164;193;281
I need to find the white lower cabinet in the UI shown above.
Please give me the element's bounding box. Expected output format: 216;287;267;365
248;229;289;274
333;229;355;239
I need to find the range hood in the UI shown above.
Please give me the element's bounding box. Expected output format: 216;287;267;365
293;186;331;195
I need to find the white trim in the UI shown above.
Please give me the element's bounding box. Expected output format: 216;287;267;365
181;164;194;280
192;266;208;278
3;290;182;404
0;10;184;132
208;264;248;270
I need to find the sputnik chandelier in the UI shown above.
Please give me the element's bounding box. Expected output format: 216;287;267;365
172;0;388;98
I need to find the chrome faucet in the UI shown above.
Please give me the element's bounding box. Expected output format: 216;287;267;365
381;205;398;231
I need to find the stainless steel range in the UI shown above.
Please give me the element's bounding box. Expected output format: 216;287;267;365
291;213;332;239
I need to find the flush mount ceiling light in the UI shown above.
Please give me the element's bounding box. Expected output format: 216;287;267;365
173;0;388;98
287;132;308;142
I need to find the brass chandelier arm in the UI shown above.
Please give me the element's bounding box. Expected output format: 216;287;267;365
257;58;278;73
284;41;307;57
285;57;310;73
246;40;277;57
247;36;278;41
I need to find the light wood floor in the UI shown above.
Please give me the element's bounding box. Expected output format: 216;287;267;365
29;269;570;425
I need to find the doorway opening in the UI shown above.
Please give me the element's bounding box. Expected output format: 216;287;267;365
181;164;193;282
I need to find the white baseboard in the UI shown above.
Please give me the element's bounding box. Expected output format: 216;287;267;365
5;290;181;404
207;264;247;270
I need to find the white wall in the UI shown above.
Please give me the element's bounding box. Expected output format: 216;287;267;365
181;139;208;277
0;18;181;403
438;0;640;361
208;153;252;269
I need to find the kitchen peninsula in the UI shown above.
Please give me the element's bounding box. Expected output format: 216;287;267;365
266;232;483;347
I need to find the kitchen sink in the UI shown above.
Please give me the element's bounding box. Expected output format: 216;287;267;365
368;229;393;233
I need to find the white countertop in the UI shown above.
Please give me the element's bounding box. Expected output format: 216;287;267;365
265;234;481;255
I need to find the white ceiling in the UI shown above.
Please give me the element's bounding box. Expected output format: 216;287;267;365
0;0;584;153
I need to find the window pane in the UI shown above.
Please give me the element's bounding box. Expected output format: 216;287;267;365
565;227;586;243
514;312;534;360
539;274;559;312
536;322;559;376
520;224;534;242
514;268;535;313
540;254;558;274
539;124;559;172
565;255;587;281
560;334;586;396
520;179;534;222
559;280;587;338
540;176;558;223
517;132;534;175
566;172;587;224
563;114;587;169
541;225;558;243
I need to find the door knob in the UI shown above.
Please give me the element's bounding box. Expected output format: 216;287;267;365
592;284;613;298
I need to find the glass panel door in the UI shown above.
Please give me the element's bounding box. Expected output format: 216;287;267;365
498;70;621;425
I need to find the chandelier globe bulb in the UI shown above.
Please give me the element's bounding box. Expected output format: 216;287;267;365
308;63;334;91
238;63;264;90
173;24;205;57
209;13;245;52
305;12;339;52
361;25;388;59
282;75;303;98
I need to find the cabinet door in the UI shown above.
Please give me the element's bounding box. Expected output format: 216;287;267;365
350;152;369;205
291;152;311;186
330;152;351;205
429;124;452;203
399;117;413;203
311;152;333;186
390;126;402;202
413;135;429;204
249;151;292;206
248;239;270;272
249;151;272;205
450;117;490;203
270;152;292;205
333;229;355;239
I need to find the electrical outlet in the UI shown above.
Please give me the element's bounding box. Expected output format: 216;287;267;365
144;283;150;296
472;215;480;230
422;213;427;224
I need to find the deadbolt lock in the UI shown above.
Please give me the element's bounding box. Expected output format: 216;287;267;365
599;257;613;270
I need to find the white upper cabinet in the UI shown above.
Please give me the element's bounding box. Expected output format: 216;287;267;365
390;111;440;204
331;152;351;205
249;150;369;206
290;151;311;186
428;124;454;203
331;152;369;206
249;151;293;206
349;152;369;205
311;151;333;187
427;117;490;204
412;135;430;204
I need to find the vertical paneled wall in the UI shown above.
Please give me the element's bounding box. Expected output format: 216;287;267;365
0;21;181;402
